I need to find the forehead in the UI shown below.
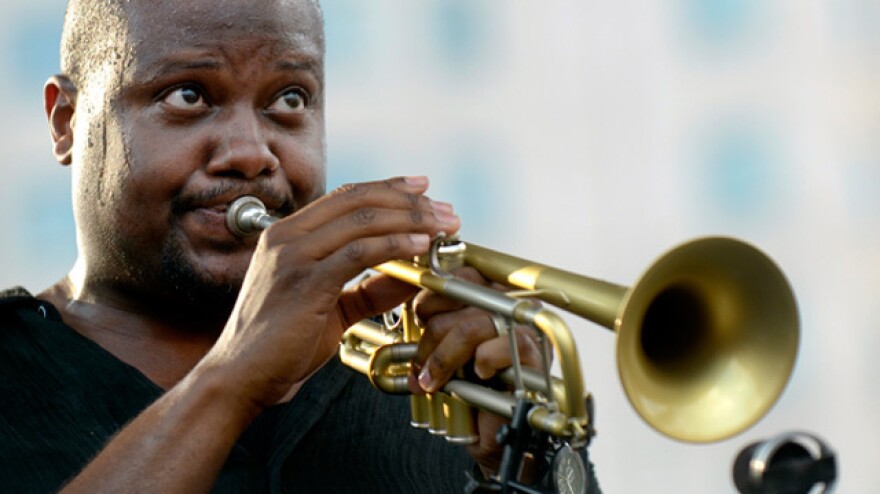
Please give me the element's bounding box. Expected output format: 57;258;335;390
122;0;324;74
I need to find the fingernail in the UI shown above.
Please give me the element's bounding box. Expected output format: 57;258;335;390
405;176;429;187
474;364;491;380
434;210;459;226
410;234;430;250
418;366;435;392
430;200;454;214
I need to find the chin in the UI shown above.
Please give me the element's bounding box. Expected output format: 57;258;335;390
160;242;248;312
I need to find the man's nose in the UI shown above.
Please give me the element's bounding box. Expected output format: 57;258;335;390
205;108;280;179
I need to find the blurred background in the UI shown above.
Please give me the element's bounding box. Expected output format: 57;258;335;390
1;0;877;492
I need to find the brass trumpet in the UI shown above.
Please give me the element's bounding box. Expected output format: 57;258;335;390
227;195;799;474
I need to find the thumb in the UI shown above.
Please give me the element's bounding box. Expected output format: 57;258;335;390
337;272;420;326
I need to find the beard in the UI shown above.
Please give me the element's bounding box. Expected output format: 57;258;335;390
157;230;244;318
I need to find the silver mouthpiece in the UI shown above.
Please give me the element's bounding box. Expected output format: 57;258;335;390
226;196;278;237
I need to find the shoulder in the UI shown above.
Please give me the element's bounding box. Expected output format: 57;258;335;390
1;286;33;299
0;286;38;316
0;286;40;331
0;286;58;317
0;286;68;373
0;286;62;331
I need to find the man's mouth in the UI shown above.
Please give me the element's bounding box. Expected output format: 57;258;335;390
187;206;235;236
182;200;283;242
170;185;293;244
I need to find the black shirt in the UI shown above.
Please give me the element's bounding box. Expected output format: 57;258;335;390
0;287;600;493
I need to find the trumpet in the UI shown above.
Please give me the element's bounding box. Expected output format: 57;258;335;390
227;195;799;492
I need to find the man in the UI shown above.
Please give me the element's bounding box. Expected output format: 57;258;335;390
0;0;599;492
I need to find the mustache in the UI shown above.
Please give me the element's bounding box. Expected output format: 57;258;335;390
170;180;296;218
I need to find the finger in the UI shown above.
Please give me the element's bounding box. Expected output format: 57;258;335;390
337;273;421;327
414;267;489;321
472;327;543;379
337;175;430;195
330;176;430;206
314;233;433;290
272;196;458;244
416;309;497;392
285;176;441;233
265;196;459;267
314;205;459;259
412;306;485;370
261;200;458;277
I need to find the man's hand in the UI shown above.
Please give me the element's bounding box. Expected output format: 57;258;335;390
200;176;461;414
410;267;545;474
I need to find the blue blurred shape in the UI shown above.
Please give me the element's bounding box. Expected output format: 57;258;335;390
683;0;757;44
431;0;489;70
700;123;781;218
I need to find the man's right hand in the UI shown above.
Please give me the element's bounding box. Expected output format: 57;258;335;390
199;176;461;415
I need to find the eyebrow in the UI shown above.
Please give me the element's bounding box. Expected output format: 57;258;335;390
139;59;223;85
275;59;322;75
163;60;223;72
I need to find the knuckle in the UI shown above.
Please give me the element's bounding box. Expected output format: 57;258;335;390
458;319;485;343
405;192;420;207
418;319;441;344
427;312;457;337
344;240;366;261
409;208;424;225
428;351;453;374
462;313;496;342
386;235;401;251
352;207;377;225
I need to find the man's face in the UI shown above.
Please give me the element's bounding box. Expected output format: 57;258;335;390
70;0;326;307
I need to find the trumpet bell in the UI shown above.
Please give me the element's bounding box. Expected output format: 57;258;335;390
617;237;799;443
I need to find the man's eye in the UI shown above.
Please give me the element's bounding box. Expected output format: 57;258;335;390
161;86;207;109
268;88;309;113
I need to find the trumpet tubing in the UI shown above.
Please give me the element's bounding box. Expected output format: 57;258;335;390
227;195;799;445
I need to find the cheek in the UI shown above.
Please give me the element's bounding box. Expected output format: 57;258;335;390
281;124;327;204
285;156;325;204
120;118;201;203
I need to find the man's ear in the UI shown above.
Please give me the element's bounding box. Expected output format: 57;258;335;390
44;75;78;166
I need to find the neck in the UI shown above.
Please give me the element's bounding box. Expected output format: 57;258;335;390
66;257;237;331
